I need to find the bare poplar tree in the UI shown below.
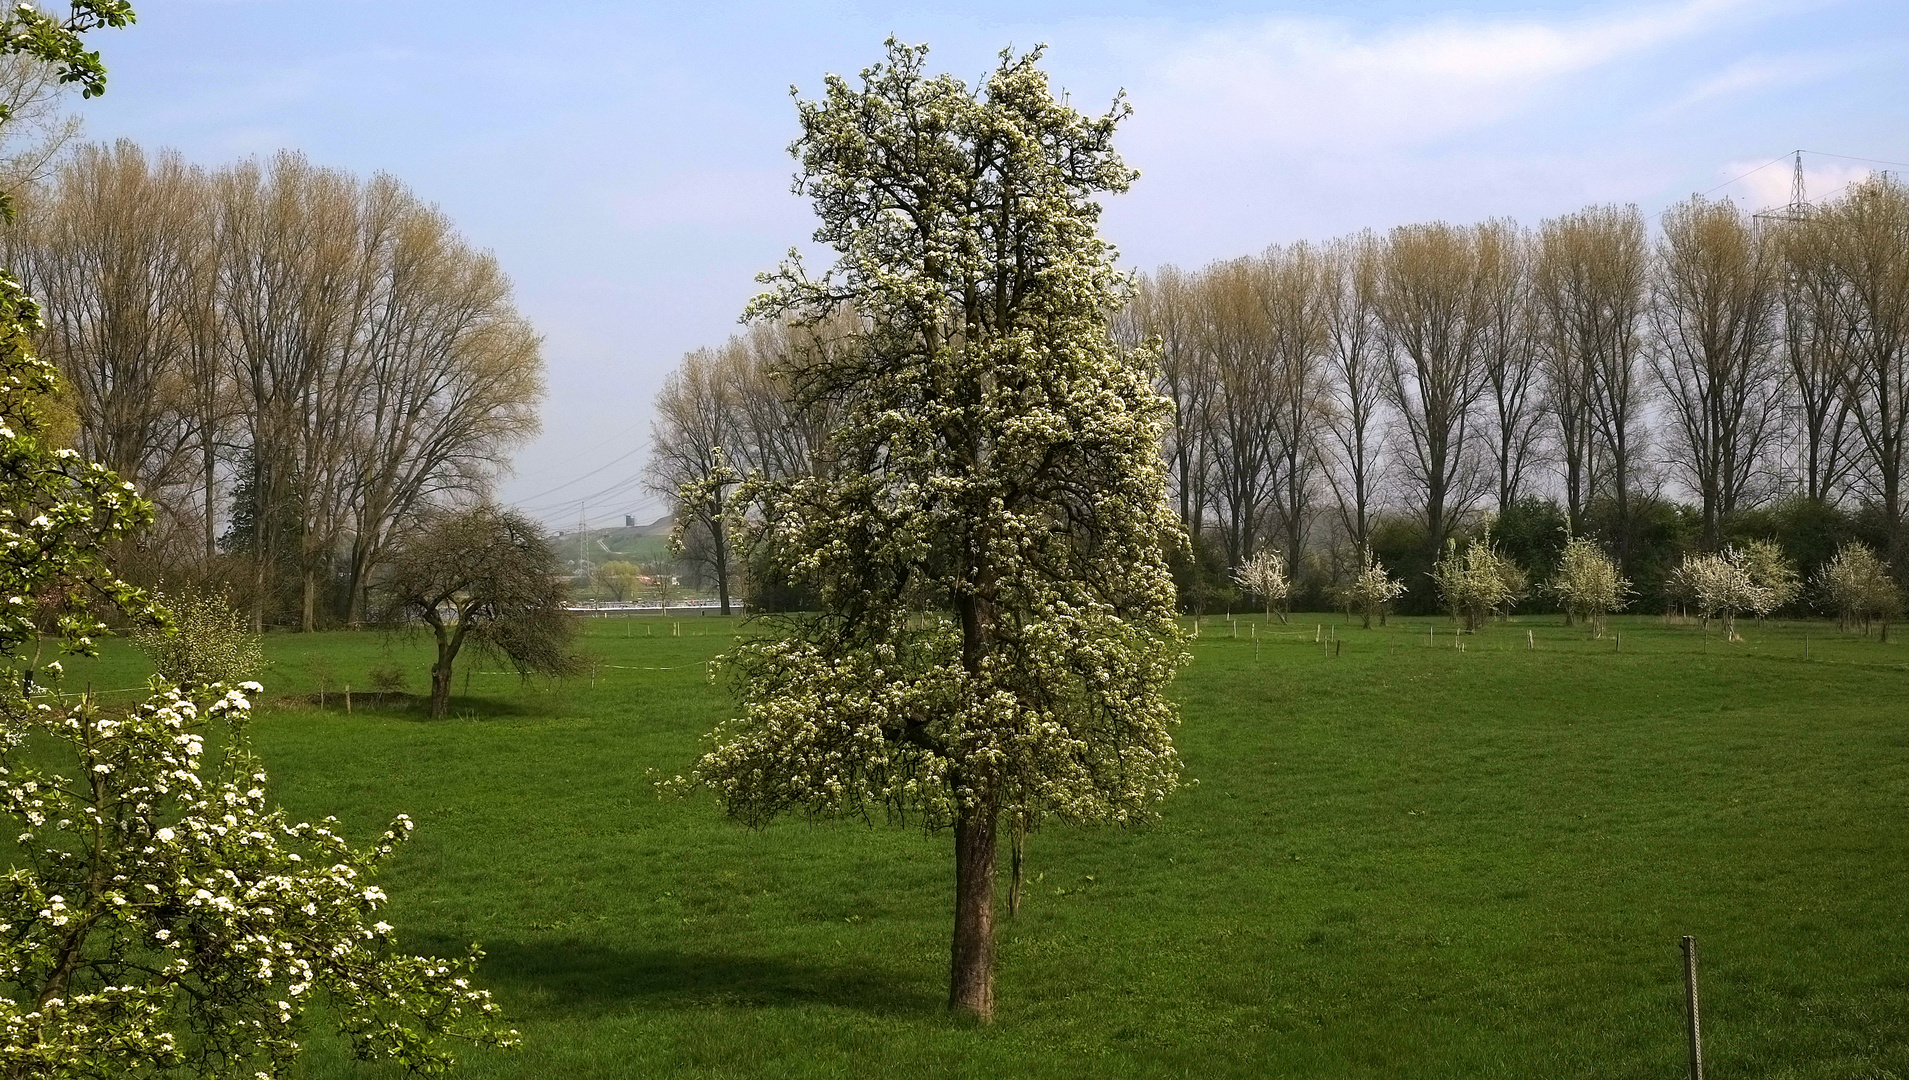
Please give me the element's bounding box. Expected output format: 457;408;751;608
11;143;202;498
1319;232;1386;547
1536;206;1650;555
1255;242;1327;574
1650;196;1783;548
1123;266;1212;545
729;309;855;482
336;189;543;623
1475;219;1544;514
1776;213;1859;504
1200;257;1278;565
1818;176;1909;566
1376;222;1490;561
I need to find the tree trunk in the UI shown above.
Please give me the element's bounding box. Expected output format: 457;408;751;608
428;618;462;719
429;656;453;718
949;807;998;1021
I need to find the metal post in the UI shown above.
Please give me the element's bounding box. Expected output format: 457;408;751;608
1681;935;1704;1080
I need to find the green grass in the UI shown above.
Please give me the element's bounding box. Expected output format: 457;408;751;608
61;613;1909;1078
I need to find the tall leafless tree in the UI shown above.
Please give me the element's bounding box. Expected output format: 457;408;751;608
1650;196;1783;549
1376;222;1490;561
1475;219;1545;515
1822;176;1909;567
1319;233;1386;548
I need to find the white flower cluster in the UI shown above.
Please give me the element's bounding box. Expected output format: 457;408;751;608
0;680;516;1076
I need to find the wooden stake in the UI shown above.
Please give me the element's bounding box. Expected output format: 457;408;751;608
345;685;352;715
1682;935;1704;1080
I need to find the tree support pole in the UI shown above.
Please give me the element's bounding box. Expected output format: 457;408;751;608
1682;935;1704;1080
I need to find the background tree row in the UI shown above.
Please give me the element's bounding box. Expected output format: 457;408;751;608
1;140;545;629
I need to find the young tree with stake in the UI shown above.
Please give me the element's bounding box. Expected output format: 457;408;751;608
678;40;1187;1022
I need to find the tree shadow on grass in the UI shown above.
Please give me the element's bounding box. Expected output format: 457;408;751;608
444;937;938;1019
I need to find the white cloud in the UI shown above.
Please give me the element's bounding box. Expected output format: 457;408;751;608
1661;48;1864;112
1113;0;1766;150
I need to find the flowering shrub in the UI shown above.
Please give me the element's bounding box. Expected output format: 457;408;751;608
0;680;516;1077
1549;536;1629;637
1231;550;1289;622
130;586;262;690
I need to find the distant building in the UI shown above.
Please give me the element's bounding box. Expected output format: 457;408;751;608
625;514;635;527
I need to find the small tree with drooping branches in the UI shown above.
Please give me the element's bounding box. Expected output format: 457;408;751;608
1231;549;1289;623
1549;535;1629;638
1819;541;1901;636
374;504;583;718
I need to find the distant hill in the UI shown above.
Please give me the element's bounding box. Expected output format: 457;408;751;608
554;514;675;565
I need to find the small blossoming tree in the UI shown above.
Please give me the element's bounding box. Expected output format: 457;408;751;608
1344;546;1405;629
1548;536;1629;638
1431;532;1522;632
681;40;1186;1022
1679;551;1762;640
1819;541;1901;635
1735;539;1799;622
1231;549;1289;623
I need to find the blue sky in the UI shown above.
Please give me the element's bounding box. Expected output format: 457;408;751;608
73;0;1909;527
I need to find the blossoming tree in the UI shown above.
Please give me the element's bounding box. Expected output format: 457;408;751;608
1344;546;1405;629
1819;541;1901;635
1231;549;1289;623
1735;538;1800;622
681;40;1187;1022
1430;532;1522;632
1548;535;1628;638
1678;551;1762;640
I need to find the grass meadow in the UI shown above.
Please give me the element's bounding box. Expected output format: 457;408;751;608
64;612;1909;1078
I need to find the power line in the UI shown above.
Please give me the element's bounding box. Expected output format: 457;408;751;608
506;442;647;505
1798;150;1909;171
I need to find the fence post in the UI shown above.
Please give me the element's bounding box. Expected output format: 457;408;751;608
1681;935;1704;1080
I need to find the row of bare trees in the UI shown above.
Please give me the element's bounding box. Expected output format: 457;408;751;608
2;141;545;629
644;177;1909;607
1118;178;1909;581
